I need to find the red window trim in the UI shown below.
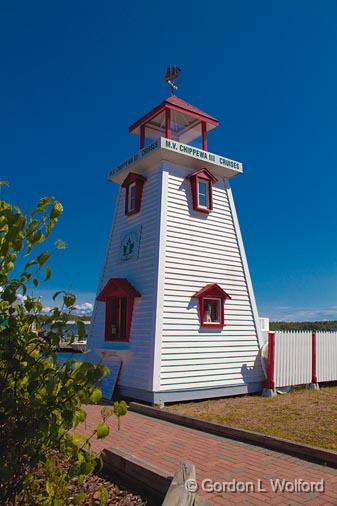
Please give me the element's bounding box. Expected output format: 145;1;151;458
193;284;231;328
96;278;141;342
188;168;217;214
122;172;147;216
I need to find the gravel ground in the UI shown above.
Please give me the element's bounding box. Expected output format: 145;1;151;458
68;471;148;505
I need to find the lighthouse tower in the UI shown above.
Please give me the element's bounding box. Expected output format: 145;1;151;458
88;91;265;404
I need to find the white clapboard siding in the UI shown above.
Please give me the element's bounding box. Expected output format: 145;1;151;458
166;252;243;266
163;312;254;320
161;330;258;337
274;331;312;387
158;162;263;390
161;350;260;361
88;165;163;390
316;332;337;382
160;376;248;390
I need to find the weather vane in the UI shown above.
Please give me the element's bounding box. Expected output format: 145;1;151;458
165;65;181;94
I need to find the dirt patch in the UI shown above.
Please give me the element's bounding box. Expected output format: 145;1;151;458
16;450;148;505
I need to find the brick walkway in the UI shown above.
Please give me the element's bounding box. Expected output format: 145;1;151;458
80;405;337;505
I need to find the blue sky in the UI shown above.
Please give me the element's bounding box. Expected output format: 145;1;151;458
1;0;337;321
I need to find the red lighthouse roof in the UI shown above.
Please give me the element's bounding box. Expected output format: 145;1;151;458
129;95;219;151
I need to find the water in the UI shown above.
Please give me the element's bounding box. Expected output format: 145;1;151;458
58;352;86;364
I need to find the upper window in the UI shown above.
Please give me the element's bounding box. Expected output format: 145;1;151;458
188;169;217;214
122;172;147;216
197;179;209;209
193;284;231;328
96;278;141;342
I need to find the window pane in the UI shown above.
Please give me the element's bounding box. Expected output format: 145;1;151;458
110;299;118;338
198;180;208;208
118;297;127;339
204;298;220;323
109;297;127;340
128;184;136;212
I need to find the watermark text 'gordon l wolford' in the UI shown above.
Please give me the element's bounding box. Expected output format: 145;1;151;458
185;478;325;494
270;479;325;493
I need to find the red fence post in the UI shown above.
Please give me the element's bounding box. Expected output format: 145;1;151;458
312;331;318;384
265;331;275;391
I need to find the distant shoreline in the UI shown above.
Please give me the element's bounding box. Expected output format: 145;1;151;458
270;320;337;331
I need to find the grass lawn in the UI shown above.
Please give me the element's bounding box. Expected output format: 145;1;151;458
165;386;337;452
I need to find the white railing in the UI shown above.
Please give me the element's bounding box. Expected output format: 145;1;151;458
263;330;337;392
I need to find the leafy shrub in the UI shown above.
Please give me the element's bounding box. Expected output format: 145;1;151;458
0;182;127;504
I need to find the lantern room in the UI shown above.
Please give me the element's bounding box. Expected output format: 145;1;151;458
128;95;219;151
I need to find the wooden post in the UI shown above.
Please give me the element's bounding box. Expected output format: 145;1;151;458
162;461;212;506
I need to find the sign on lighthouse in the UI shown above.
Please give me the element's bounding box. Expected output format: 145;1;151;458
88;71;264;404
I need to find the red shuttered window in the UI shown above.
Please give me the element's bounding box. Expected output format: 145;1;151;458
96;279;141;342
193;284;231;328
122;173;146;216
188;168;217;214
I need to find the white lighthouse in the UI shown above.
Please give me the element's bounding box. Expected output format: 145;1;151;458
88;89;264;404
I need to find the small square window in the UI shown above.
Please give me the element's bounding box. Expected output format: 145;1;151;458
193;283;230;328
203;298;221;324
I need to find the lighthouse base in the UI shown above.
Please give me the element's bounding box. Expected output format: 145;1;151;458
118;382;262;406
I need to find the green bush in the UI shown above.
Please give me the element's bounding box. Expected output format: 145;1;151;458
0;182;127;504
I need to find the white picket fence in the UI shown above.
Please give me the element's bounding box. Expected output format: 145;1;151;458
274;332;312;388
316;332;337;382
263;330;337;390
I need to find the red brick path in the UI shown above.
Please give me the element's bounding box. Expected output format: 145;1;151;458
80;405;337;505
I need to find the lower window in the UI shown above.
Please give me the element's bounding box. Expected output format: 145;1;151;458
203;298;221;324
193;283;231;328
97;278;140;343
